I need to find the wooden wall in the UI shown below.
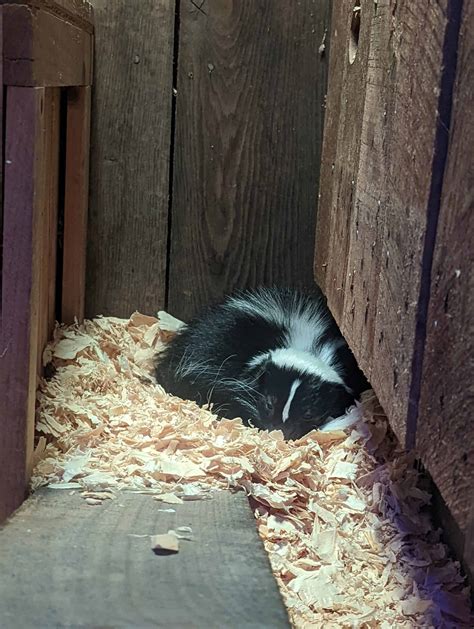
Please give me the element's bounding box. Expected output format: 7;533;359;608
86;0;175;317
417;0;473;559
315;0;472;574
86;0;331;321
0;0;93;521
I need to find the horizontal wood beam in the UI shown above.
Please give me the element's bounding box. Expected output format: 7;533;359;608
2;2;93;86
0;0;93;31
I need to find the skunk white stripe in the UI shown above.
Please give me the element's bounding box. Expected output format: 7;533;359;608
270;348;344;385
282;379;301;423
227;288;329;342
287;318;327;352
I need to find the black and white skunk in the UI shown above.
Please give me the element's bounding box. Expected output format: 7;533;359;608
155;286;369;440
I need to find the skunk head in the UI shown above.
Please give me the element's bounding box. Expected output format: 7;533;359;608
248;348;355;439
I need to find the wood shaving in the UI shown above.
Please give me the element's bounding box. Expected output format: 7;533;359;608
32;314;473;627
150;533;179;554
153;493;184;505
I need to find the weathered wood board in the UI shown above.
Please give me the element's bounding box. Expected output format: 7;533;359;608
314;0;457;446
86;0;175;318
417;1;473;540
167;0;330;321
0;490;289;628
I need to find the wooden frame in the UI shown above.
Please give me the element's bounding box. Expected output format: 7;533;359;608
0;0;93;522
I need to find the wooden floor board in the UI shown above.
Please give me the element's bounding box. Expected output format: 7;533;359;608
0;489;289;628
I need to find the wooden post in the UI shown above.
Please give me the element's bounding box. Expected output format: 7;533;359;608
37;87;60;374
0;0;94;521
0;87;46;520
62;86;91;324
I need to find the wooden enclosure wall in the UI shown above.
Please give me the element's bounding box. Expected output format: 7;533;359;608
86;0;175;316
86;0;330;321
417;1;473;556
315;0;472;572
0;0;93;521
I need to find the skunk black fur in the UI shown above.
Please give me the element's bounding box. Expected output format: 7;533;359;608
155;286;368;439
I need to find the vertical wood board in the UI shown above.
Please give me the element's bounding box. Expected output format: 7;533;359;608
168;0;331;321
314;0;371;322
86;0;175;318
0;7;3;311
0;87;46;520
315;0;450;444
62;86;91;323
36;87;60;374
417;1;473;538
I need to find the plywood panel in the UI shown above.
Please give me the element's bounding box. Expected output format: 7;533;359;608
417;2;473;538
86;0;175;318
168;0;331;321
0;490;290;628
315;0;453;445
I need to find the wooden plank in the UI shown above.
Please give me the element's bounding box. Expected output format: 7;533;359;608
168;0;331;321
465;503;474;584
315;0;452;445
2;3;92;86
0;7;3;312
417;1;473;543
86;0;174;318
37;87;60;372
314;0;370;324
0;87;46;521
0;490;290;628
0;0;94;32
61;86;91;324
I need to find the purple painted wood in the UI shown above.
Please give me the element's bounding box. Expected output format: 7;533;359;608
0;7;3;322
0;87;44;521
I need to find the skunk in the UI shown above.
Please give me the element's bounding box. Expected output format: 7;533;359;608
154;286;369;439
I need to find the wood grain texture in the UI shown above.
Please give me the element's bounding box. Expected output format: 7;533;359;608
315;0;450;444
36;87;60;374
62;86;91;323
0;0;94;32
0;87;46;521
314;0;371;323
417;1;473;539
0;490;290;628
86;0;175;318
2;3;92;86
168;0;331;321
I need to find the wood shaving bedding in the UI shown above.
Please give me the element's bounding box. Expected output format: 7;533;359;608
32;313;472;628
